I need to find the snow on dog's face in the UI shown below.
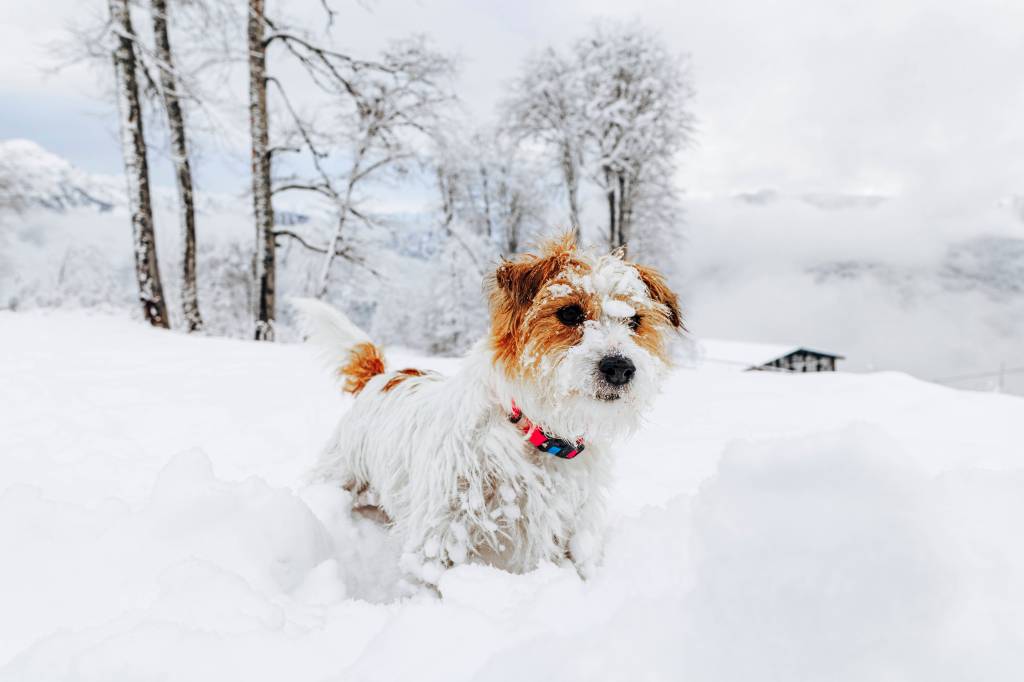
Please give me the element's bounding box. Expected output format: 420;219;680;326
487;234;682;440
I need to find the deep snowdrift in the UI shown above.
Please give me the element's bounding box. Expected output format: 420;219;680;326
1;311;1023;681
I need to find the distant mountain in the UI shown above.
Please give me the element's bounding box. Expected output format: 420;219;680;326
0;139;120;212
807;235;1024;302
941;235;1024;299
0;139;320;227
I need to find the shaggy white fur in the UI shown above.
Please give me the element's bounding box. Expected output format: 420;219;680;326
295;249;675;586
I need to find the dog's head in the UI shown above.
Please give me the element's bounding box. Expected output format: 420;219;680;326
487;234;682;440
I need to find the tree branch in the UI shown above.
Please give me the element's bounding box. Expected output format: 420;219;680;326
274;229;329;253
274;229;381;277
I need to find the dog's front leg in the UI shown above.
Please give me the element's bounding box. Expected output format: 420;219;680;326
398;517;473;587
566;494;608;580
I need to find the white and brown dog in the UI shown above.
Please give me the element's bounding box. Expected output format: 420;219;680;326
295;234;682;585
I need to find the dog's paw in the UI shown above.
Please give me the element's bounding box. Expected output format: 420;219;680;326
400;523;473;586
399;550;449;586
396;575;441;599
568;531;602;580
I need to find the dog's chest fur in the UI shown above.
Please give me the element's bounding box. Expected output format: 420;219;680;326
310;348;610;575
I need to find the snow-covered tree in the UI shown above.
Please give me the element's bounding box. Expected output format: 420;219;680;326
423;125;557;354
151;0;202;332
65;0;229;332
431;128;552;257
246;0;275;340
243;3;456;338
575;21;694;252
286;37;455;300
425;230;492;354
504;22;694;257
504;48;587;240
108;0;170;329
623;156;686;276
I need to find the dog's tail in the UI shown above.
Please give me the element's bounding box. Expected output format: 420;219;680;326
291;298;385;394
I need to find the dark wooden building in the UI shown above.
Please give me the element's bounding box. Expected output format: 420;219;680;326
700;340;844;373
753;348;844;373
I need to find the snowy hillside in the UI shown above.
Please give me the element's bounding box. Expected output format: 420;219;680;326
2;310;1023;681
4;139;1024;390
0;139;448;342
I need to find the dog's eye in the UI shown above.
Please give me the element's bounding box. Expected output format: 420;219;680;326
556;304;586;327
629;314;642;331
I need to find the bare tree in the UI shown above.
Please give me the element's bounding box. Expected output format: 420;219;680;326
109;0;169;328
238;0;456;334
431;129;550;257
504;48;585;241
505;22;693;254
247;0;275;340
151;0;202;332
264;35;455;299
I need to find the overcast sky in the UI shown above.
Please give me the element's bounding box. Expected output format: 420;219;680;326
3;0;1024;205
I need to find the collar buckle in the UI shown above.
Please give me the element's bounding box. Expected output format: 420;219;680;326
538;437;584;459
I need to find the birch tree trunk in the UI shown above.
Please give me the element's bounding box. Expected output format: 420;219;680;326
151;0;202;332
480;166;494;239
109;0;169;329
607;186;618;249
315;174;357;299
605;169;631;253
315;211;348;299
247;0;276;340
314;143;366;299
619;174;632;254
562;144;581;242
605;168;619;251
505;193;521;256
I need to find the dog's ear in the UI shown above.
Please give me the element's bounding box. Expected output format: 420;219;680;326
495;257;558;306
493;233;578;307
635;264;684;330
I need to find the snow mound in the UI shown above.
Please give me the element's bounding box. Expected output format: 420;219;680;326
1;311;1024;680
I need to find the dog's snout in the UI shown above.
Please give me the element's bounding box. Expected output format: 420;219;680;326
598;355;635;386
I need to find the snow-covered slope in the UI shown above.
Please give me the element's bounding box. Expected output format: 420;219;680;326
1;310;1023;681
5;139;1024;393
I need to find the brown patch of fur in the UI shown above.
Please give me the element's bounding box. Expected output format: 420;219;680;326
518;285;600;374
634;264;684;330
352;504;393;525
624;264;683;363
339;342;385;394
381;368;426;393
629;304;671;362
488;233;590;376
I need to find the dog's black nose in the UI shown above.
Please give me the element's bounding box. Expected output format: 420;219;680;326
598;355;636;386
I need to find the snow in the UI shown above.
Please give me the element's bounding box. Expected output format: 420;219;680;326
0;139;120;212
601;298;635;319
2;309;1024;680
697;338;803;370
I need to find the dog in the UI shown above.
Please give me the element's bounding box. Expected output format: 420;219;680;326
294;234;682;585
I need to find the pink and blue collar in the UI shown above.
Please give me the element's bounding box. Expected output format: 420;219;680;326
508;401;585;460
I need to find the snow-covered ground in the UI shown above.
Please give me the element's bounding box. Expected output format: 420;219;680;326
2;310;1023;681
